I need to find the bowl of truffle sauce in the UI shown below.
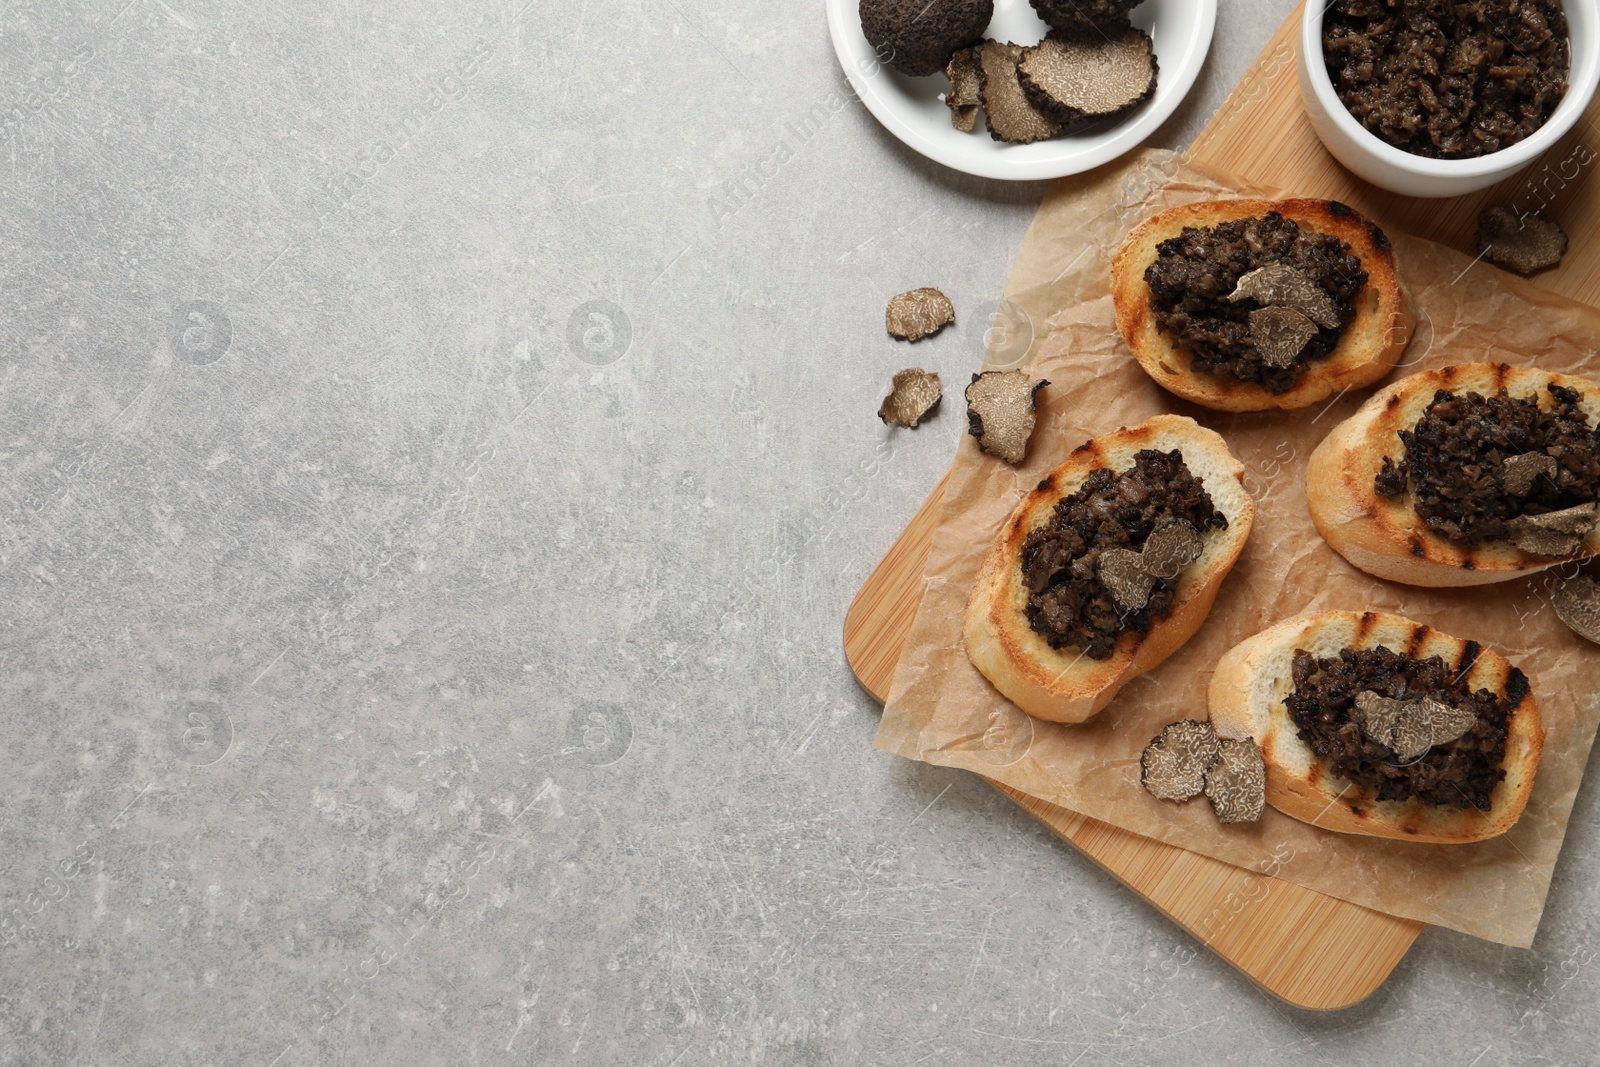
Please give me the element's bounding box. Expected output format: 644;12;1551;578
1299;0;1600;198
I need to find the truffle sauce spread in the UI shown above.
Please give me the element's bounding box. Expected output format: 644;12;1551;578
1376;384;1600;544
1144;213;1368;394
1324;0;1569;160
1285;646;1517;810
1020;449;1225;660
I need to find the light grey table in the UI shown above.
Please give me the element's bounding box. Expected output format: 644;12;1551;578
2;2;1596;1064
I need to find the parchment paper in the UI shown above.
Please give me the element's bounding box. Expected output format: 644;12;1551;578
875;150;1600;948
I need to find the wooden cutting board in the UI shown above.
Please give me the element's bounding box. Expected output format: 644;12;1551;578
848;1;1600;1009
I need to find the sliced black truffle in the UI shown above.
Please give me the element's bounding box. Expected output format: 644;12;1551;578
1017;28;1157;125
1505;502;1598;557
1140;720;1222;802
977;40;1062;145
1096;519;1203;610
878;368;943;428
1248;307;1320;369
1356;691;1477;763
886;287;956;342
1476;207;1568;275
1500;452;1559;497
965;369;1048;463
860;0;994;78
1140;520;1203;579
1204;736;1265;824
945;47;982;132
1553;573;1600;645
1097;547;1156;612
1029;0;1142;32
1227;263;1341;329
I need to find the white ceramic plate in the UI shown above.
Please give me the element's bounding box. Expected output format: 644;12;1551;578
826;0;1217;181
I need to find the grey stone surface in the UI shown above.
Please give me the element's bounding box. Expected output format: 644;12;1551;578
0;1;1596;1064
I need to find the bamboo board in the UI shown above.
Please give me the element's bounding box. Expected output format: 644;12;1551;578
845;476;1423;1010
843;0;1600;1008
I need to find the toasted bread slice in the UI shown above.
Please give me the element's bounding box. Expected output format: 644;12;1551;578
1111;198;1414;411
964;414;1254;723
1209;610;1543;843
1306;362;1600;587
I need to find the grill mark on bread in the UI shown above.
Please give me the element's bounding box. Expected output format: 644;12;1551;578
1454;640;1482;683
1493;362;1510;390
1385;392;1402;412
1037;475;1055;493
1506;667;1531;711
1371;225;1390;251
1328;201;1353;217
1404;623;1430;657
1409;535;1426;557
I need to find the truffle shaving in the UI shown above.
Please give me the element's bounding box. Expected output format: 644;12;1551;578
1139;520;1204;579
1476;207;1569;275
1552;573;1600;646
886;287;956;342
965;370;1048;464
1356;691;1480;763
978;40;1062;145
1501;452;1559;497
1203;736;1266;824
1096;547;1156;612
1227;262;1342;329
1140;720;1222;802
945;47;982;132
1017;28;1157;124
1505;502;1599;557
877;368;943;428
1247;306;1320;368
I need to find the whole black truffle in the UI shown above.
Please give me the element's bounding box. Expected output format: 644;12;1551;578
1029;0;1141;32
860;0;995;77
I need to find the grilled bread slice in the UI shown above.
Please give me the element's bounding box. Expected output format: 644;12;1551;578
964;414;1254;723
1111;198;1414;411
1209;610;1543;843
1306;363;1600;587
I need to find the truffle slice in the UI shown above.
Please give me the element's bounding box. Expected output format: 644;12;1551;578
945;47;982;132
977;40;1062;145
1028;0;1142;32
1203;737;1265;824
859;0;995;78
1140;519;1203;579
1227;263;1341;329
878;368;943;428
964;369;1049;463
1476;207;1568;275
1097;547;1156;612
1140;720;1222;802
1552;573;1600;645
1506;502;1599;557
1247;306;1319;368
1501;452;1559;497
886;287;956;342
1356;691;1478;763
1017;28;1157;125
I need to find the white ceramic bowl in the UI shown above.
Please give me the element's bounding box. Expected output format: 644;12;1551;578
826;0;1217;182
1299;1;1600;198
